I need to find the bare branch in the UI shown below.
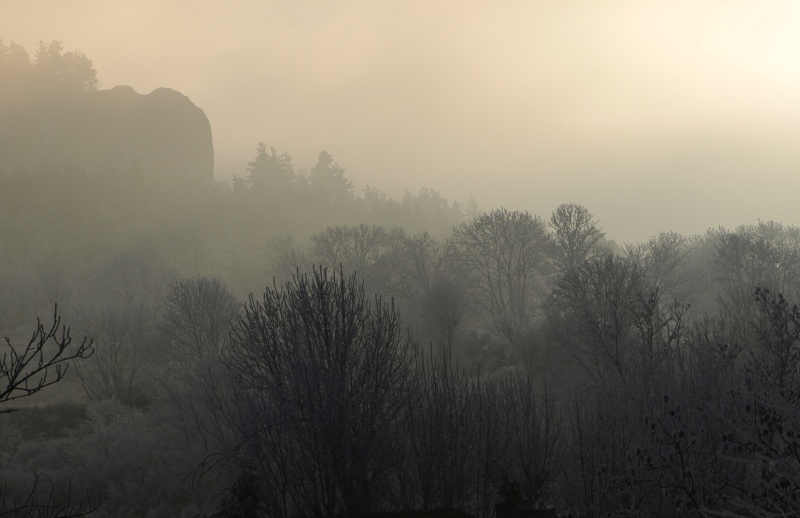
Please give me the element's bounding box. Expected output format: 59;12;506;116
0;305;92;412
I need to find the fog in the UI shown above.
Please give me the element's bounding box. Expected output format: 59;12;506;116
5;1;800;241
5;3;800;517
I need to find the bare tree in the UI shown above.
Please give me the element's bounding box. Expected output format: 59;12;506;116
0;306;92;412
492;376;562;508
718;288;800;517
405;356;481;511
159;276;240;361
593;289;800;518
310;224;407;296
154;275;242;505
0;308;102;516
225;267;415;517
419;276;472;354
547;252;643;380
712;222;800;338
73;303;149;405
549;203;605;275
389;233;471;353
625;232;702;303
264;235;311;284
389;232;447;303
405;356;562;517
452;208;551;346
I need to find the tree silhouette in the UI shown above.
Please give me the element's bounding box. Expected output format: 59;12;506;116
309;150;353;204
0;308;102;516
1;306;92;412
452;208;551;346
245;143;296;192
0;40;97;95
226;267;414;516
32;40;98;92
548;203;605;275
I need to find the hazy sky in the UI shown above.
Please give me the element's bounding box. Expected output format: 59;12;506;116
5;1;800;242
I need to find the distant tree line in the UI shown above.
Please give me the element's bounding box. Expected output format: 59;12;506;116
0;40;98;95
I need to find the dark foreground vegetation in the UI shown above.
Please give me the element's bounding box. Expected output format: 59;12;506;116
2;41;800;518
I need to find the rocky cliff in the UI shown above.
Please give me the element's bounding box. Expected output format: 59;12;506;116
0;85;214;181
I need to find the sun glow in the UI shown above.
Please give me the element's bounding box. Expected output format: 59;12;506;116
702;2;800;85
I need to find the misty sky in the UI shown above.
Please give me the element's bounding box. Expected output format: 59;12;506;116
5;1;800;242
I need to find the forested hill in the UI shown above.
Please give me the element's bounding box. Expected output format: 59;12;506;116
0;42;472;336
0;40;213;182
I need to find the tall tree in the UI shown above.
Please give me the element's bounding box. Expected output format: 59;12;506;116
159;276;240;361
452;208;551;345
245;143;296;192
226;268;414;516
548;253;644;380
390;232;470;352
32;40;98;92
308;150;353;204
548;203;605;275
310;224;406;295
0;40;32;94
713;222;800;335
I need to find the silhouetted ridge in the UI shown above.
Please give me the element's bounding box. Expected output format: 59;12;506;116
0;84;213;181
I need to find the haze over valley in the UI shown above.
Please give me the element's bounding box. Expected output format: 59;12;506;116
3;3;800;517
5;1;800;241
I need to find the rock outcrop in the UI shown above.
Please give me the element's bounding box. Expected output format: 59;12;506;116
0;85;214;181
